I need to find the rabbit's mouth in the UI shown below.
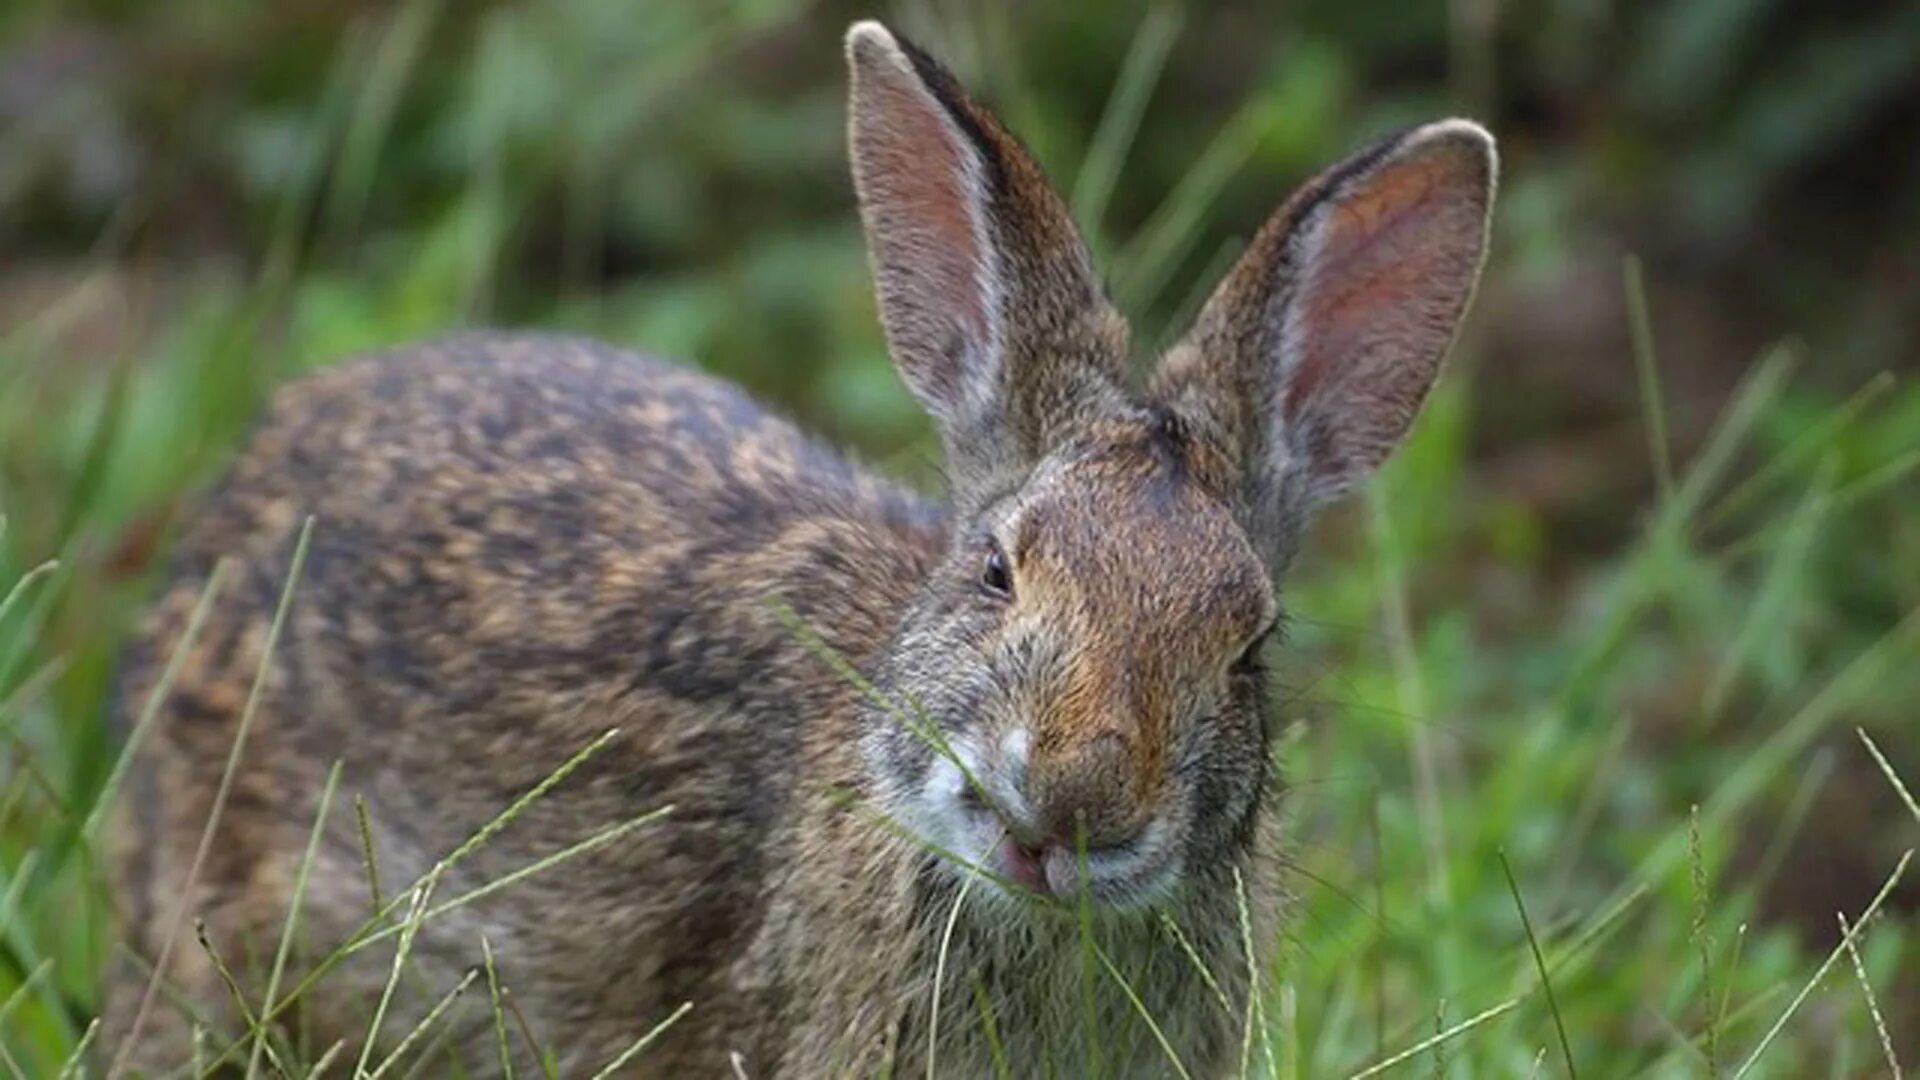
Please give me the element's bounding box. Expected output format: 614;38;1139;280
984;815;1183;909
895;728;1188;909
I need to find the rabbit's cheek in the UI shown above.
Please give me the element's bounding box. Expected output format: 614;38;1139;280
1167;703;1269;876
929;733;1032;842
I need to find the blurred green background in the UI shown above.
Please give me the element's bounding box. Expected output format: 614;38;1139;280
1;0;1917;1075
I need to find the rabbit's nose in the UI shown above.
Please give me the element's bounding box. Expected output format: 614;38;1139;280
1028;730;1149;852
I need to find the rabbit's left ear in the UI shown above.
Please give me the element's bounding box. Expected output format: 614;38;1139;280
1155;121;1496;555
846;21;1129;496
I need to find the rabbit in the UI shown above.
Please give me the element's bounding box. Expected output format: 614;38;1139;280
102;19;1495;1079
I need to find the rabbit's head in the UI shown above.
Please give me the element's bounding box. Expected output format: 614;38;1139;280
845;22;1495;909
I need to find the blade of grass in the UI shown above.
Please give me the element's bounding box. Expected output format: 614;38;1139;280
1091;941;1192;1080
55;1018;100;1079
1112;99;1272;312
1857;727;1919;825
586;1001;693;1079
355;793;386;917
1835;912;1900;1080
482;937;516;1080
552;9;793;304
1155;236;1244;353
502;983;557;1080
1626;983;1790;1078
1547;884;1650;977
1718;448;1920;564
1373;802;1388;1060
0;957;51;1029
0;851;39;937
0;559;64;705
245;760;342;1078
1703;368;1891;531
0;560;58;635
1070;5;1183;246
926;863;975;1079
0;664;77;841
1234;865;1271;1080
1499;850;1576;1079
307;1038;347;1079
1715;923;1750;1040
1279;981;1299;1080
0;202;146;359
1369;484;1447;908
1612;602;1920;906
348;803;674;955
385;726;619;893
324;0;447;244
354;873;442;1078
1344;997;1522;1080
195;920;290;1076
93;943;223;1070
1156;912;1232;1016
1556;344;1796;712
367;967;478;1079
255;19;361;295
199;729;632;1068
0;782;24;852
52;350;130;545
77;560;230;848
1687;806;1720;1078
1644;1002;1715;1069
970;976;1011;1080
1731;849;1911;1078
1545;715;1635;911
1314;971;1364;1076
1751;747;1835;893
395;1022;463;1080
1623;254;1674;500
1702;455;1832;717
1076;829;1104;1080
109;517;313;1078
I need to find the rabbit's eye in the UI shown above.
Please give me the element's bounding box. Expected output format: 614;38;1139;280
980;542;1014;599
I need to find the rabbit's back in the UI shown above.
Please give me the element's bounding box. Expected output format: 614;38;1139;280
107;332;945;1072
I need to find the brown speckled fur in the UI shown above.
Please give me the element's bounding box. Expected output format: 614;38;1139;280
105;22;1494;1078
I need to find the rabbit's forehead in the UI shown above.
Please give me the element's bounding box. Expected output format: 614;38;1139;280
1008;427;1274;641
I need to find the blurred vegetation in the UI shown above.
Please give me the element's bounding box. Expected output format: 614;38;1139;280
1;0;1918;1075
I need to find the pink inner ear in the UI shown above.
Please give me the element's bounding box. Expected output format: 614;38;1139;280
1278;149;1484;486
857;73;994;405
1282;157;1453;418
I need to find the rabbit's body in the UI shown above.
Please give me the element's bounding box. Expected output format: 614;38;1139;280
107;21;1495;1078
107;335;1267;1074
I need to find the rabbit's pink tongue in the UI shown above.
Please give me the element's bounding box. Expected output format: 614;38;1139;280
998;837;1048;892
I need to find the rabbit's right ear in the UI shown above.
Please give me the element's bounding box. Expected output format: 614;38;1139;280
846;21;1128;495
1153;121;1496;566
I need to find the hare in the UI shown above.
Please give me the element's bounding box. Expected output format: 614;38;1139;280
103;20;1495;1078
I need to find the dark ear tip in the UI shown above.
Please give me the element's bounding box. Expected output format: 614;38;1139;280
1400;118;1499;189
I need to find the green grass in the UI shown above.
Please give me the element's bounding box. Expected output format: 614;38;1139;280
3;1;1918;1076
